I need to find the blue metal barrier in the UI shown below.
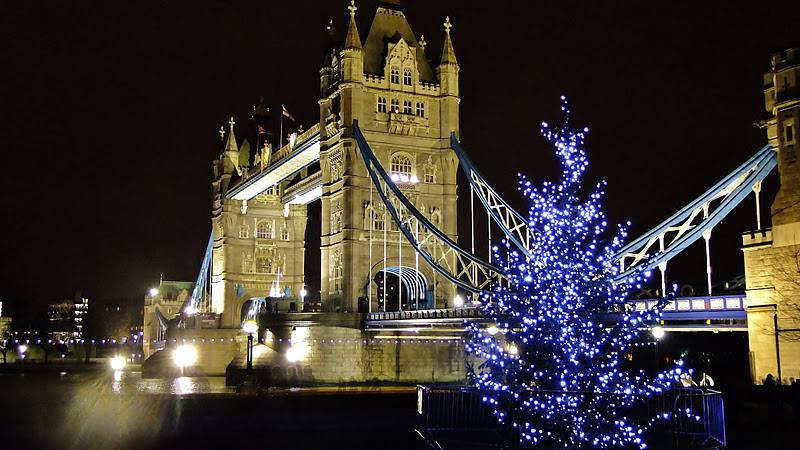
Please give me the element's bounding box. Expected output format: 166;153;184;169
415;385;726;449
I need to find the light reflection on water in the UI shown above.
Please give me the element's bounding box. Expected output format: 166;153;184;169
105;371;234;395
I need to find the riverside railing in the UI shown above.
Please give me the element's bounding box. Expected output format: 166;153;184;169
415;385;726;450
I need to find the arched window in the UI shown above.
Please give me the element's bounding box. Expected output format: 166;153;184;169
415;101;425;118
390;98;400;113
403;68;412;85
390;66;400;84
377;96;387;113
391;154;413;179
403;100;412;114
239;224;249;239
256;221;273;239
256;256;273;274
424;163;436;183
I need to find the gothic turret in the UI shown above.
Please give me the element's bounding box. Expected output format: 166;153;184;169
342;1;363;82
221;117;240;177
437;16;459;97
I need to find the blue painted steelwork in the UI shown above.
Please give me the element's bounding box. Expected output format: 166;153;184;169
242;297;267;324
450;133;777;285
354;122;504;293
450;133;534;256
379;266;428;301
614;145;776;281
183;230;214;314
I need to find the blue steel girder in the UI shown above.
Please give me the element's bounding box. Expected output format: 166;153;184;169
614;145;776;282
354;122;505;294
450;133;535;258
182;230;214;315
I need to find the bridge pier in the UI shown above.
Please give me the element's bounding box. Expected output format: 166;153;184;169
224;313;467;386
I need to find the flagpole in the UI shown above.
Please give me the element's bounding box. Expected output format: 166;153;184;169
280;104;284;150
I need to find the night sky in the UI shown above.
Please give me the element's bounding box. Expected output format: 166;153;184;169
2;1;799;317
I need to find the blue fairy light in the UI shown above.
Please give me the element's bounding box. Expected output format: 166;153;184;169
465;98;684;449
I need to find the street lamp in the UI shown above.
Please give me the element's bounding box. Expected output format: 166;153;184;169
149;288;159;297
242;320;258;370
453;295;465;308
172;345;198;374
18;344;27;360
651;326;665;340
110;356;126;371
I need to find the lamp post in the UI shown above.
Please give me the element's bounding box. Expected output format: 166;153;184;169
242;320;258;371
652;326;665;372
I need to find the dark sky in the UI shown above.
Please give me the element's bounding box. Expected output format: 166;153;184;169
2;1;799;316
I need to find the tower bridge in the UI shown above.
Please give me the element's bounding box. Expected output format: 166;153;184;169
142;1;799;386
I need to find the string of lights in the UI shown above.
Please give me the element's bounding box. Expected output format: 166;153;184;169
465;98;690;449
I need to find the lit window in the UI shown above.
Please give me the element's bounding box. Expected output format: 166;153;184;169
373;212;385;231
256;256;273;274
256;221;273;239
239;225;249;239
403;100;412;114
403;68;412;86
390;66;400;84
377;96;387;113
424;165;436;183
390;154;413;182
390;98;399;113
786;124;795;144
415;102;425;118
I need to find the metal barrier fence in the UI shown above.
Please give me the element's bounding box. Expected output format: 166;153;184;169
416;385;726;450
366;307;482;322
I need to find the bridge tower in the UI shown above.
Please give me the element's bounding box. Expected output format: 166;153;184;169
743;46;800;384
211;108;308;329
318;1;460;312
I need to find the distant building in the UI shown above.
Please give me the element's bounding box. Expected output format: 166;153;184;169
47;297;89;341
142;280;194;357
73;297;88;338
0;301;10;339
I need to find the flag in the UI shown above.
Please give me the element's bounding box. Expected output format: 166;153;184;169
282;104;296;122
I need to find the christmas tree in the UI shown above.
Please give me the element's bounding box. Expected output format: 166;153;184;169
466;98;688;449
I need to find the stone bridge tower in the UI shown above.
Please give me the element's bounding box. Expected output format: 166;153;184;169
743;46;800;385
318;1;460;312
211;114;308;329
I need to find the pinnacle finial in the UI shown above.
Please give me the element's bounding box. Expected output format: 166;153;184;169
326;19;334;34
444;16;452;34
218;126;225;142
348;0;357;19
419;35;427;51
229;116;236;129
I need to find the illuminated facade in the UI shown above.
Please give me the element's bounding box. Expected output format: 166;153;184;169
318;1;460;312
743;46;800;384
211;113;309;329
143;280;193;357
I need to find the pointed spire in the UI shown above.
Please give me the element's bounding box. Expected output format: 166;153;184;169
239;138;251;168
225;116;238;152
440;16;458;66
344;0;362;50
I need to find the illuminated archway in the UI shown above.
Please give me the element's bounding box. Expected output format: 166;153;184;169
374;266;428;311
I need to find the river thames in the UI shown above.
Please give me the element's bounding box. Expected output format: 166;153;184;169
1;368;798;449
0;370;421;449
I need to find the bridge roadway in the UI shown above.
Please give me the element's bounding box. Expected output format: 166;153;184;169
363;294;747;332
